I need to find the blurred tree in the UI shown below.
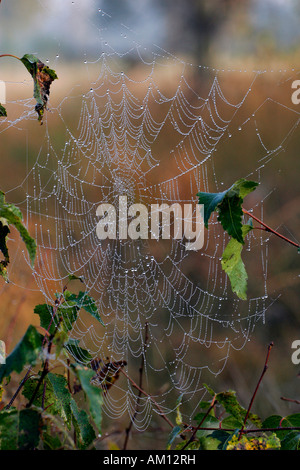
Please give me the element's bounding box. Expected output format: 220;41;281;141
157;0;248;61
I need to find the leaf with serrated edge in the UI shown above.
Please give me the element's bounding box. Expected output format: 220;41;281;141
197;179;258;233
71;398;96;449
0;325;42;383
72;364;103;432
217;193;244;244
196;190;227;227
221;224;253;300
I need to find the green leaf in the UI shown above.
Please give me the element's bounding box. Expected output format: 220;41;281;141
221;415;244;430
65;338;92;364
217;193;244;244
34;303;56;335
196;189;227;227
204;385;261;428
175;394;183;425
70;398;96;449
0;219;10;281
231;179;259;199
68;273;84;283
216;389;261;427
0;408;41;450
193;413;220;438
23;373;73;428
264;413;300;444
221;224;253;300
0;325;42;383
197;179;258;239
0;191;36;268
20;54;58;124
57;301;79;332
199;434;223;450
47;373;73;427
72;364;103;433
167;425;182;450
41;431;62;450
0;104;7;117
66;291;105;326
280;431;300;450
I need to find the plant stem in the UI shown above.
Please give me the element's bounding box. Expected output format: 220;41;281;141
281;396;300;405
242;208;299;249
0;54;21;61
123;322;149;450
120;368;174;430
5;368;32;410
238;341;273;439
182;395;217;450
26;288;67;408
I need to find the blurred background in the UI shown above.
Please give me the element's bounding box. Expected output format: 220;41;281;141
0;0;299;450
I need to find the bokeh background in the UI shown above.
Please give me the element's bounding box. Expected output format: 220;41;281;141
0;0;299;449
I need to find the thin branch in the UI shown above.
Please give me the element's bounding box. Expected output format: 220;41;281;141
181;395;217;450
123;322;149;450
281;396;300;405
0;54;21;60
243;208;299;249
238;341;274;439
120;368;174;430
184;425;300;434
26;287;67;408
5;368;32;410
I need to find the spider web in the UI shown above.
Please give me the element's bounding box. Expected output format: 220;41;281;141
1;3;299;431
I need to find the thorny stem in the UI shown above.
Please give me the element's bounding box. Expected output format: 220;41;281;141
238;341;274;440
242;208;300;249
123;322;149;450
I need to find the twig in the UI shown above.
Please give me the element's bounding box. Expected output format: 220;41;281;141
243;208;299;249
281;396;300;405
183;425;300;434
238;341;274;439
123;322;149;450
181;395;217;450
26;287;67;408
0;54;21;60
120;368;174;430
5;368;32;410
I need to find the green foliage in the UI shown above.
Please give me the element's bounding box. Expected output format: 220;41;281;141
197;179;258;238
0;191;36;281
0;408;41;450
221;224;253;300
197;179;258;299
0;281;106;450
0;325;42;383
168;385;300;451
72;364;103;433
0;104;7;117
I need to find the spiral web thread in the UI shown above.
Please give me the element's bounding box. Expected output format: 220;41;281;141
1;3;299;431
